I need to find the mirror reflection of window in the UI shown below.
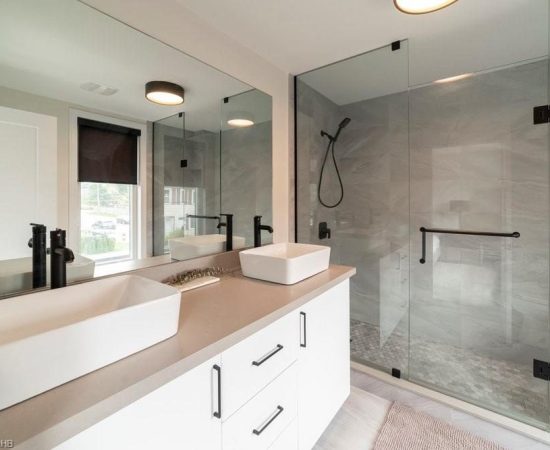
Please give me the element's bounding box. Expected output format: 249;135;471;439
76;117;141;264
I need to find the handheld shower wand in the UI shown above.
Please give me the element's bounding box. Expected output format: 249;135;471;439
318;118;351;208
320;118;350;143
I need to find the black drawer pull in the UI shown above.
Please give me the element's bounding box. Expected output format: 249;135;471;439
252;344;284;366
252;405;284;436
213;364;222;419
300;311;307;348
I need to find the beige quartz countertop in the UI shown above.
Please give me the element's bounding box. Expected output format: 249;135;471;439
1;265;355;449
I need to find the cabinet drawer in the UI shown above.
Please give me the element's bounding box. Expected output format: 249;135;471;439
222;313;299;418
223;363;297;450
269;419;298;450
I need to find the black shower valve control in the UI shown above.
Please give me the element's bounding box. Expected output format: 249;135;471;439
319;222;331;240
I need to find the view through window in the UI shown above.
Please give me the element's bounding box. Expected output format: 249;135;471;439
80;182;132;263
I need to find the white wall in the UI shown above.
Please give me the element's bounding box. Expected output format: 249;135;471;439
82;0;293;243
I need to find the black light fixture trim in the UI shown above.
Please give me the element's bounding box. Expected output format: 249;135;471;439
145;81;185;105
393;0;458;15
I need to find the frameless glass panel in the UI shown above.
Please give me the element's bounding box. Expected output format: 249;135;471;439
296;41;410;377
220;89;272;247
152;112;186;255
153;110;223;259
409;58;550;428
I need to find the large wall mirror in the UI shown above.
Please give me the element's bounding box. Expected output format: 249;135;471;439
0;0;273;298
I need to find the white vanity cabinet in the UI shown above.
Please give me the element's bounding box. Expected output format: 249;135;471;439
56;355;223;450
56;279;350;450
298;281;351;450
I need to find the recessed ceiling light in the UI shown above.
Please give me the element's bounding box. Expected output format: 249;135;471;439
394;0;458;14
145;81;184;105
227;111;254;128
434;73;473;83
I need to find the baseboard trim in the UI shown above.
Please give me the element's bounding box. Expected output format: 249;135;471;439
351;361;550;445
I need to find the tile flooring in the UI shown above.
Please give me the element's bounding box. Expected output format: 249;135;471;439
350;319;548;427
314;369;550;450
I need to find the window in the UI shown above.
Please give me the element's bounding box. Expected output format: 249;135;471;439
72;114;144;264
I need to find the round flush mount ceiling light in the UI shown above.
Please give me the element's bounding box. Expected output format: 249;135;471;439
145;81;184;105
227;111;254;128
394;0;458;14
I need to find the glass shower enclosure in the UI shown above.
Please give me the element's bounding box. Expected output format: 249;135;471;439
296;39;550;429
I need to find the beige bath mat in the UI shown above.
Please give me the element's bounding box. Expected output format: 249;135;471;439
374;402;507;450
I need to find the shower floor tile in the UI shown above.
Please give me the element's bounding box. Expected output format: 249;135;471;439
351;319;549;427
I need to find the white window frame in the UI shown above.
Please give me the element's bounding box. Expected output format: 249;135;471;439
68;109;147;263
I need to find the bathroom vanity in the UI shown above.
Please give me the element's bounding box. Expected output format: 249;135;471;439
1;265;355;450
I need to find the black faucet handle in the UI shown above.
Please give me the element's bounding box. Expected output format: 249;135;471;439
65;248;75;263
319;222;331;240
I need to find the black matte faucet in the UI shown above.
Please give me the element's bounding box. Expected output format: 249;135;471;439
50;229;74;289
28;223;47;288
254;216;273;247
218;214;234;251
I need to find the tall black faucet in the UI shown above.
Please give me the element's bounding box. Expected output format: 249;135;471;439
50;229;74;289
28;223;47;288
218;214;233;251
254;216;273;247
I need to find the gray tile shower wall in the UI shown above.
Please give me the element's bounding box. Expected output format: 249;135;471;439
296;78;409;344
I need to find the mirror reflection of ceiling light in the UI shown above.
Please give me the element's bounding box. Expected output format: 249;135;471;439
394;0;458;14
227;111;254;128
145;81;184;105
434;73;473;84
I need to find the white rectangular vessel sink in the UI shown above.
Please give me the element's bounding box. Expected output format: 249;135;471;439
0;274;181;410
239;243;330;285
169;234;245;260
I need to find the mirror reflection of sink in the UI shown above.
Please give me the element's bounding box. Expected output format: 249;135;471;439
239;243;331;285
0;254;96;295
0;274;180;410
169;234;246;260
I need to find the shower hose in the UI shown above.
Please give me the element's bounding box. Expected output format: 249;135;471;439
318;138;344;208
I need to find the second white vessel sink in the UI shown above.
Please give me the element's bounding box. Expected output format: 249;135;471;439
240;243;331;285
169;234;245;260
0;274;180;410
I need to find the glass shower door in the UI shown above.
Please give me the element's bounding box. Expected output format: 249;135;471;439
295;41;411;378
408;58;550;428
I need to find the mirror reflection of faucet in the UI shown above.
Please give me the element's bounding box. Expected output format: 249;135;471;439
28;223;47;288
50;229;75;289
253;216;273;247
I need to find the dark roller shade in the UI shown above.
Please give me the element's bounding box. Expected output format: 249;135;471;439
78;118;141;185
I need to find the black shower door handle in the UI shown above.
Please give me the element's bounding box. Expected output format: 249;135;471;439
419;227;520;264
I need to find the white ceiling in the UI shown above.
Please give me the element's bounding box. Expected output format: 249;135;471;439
178;0;548;86
0;0;256;131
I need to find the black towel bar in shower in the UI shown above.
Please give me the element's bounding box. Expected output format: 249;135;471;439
419;227;520;264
